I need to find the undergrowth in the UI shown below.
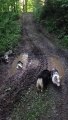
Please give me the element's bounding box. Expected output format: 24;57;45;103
33;0;68;48
0;12;21;55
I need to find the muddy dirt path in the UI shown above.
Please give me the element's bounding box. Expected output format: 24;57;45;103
0;13;68;120
22;13;68;120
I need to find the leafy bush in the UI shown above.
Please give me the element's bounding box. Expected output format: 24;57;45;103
59;35;68;48
27;0;33;12
33;0;43;22
0;0;21;54
0;12;21;54
33;0;68;48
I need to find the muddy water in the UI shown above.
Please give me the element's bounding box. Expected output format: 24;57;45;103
8;53;28;78
8;53;65;80
48;55;65;77
28;59;40;69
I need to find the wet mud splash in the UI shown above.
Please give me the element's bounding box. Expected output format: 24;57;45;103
8;53;28;78
48;55;65;77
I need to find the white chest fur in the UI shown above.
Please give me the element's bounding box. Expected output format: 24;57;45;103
51;70;61;87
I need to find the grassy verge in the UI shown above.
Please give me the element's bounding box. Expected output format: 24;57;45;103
11;85;56;120
0;12;21;55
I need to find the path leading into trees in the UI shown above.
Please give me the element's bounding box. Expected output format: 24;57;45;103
0;13;68;120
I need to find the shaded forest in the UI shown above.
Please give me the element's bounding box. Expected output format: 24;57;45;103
0;0;21;54
33;0;68;48
0;0;68;55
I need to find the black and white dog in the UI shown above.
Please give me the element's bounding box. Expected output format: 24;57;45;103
51;68;61;87
36;68;61;92
36;69;51;92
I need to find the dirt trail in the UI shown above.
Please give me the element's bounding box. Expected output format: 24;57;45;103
0;13;68;120
22;13;68;120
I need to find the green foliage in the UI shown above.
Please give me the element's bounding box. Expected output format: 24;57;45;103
42;19;57;33
0;0;21;12
0;12;20;54
41;0;68;48
0;0;21;54
27;0;33;12
33;0;44;22
33;0;68;48
59;35;68;48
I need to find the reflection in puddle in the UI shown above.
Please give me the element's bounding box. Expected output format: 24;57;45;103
48;55;64;77
8;53;28;77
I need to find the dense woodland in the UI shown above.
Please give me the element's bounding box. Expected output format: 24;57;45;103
33;0;68;48
0;0;21;55
0;0;68;55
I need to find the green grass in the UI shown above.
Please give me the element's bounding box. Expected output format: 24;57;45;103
0;12;21;55
11;85;56;120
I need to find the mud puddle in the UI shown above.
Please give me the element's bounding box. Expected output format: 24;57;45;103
8;52;40;78
8;53;28;78
8;54;65;78
48;55;65;77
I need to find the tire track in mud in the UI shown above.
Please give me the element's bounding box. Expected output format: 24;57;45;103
23;26;49;72
20;26;48;91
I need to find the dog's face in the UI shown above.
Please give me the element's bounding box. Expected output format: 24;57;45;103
52;73;61;87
